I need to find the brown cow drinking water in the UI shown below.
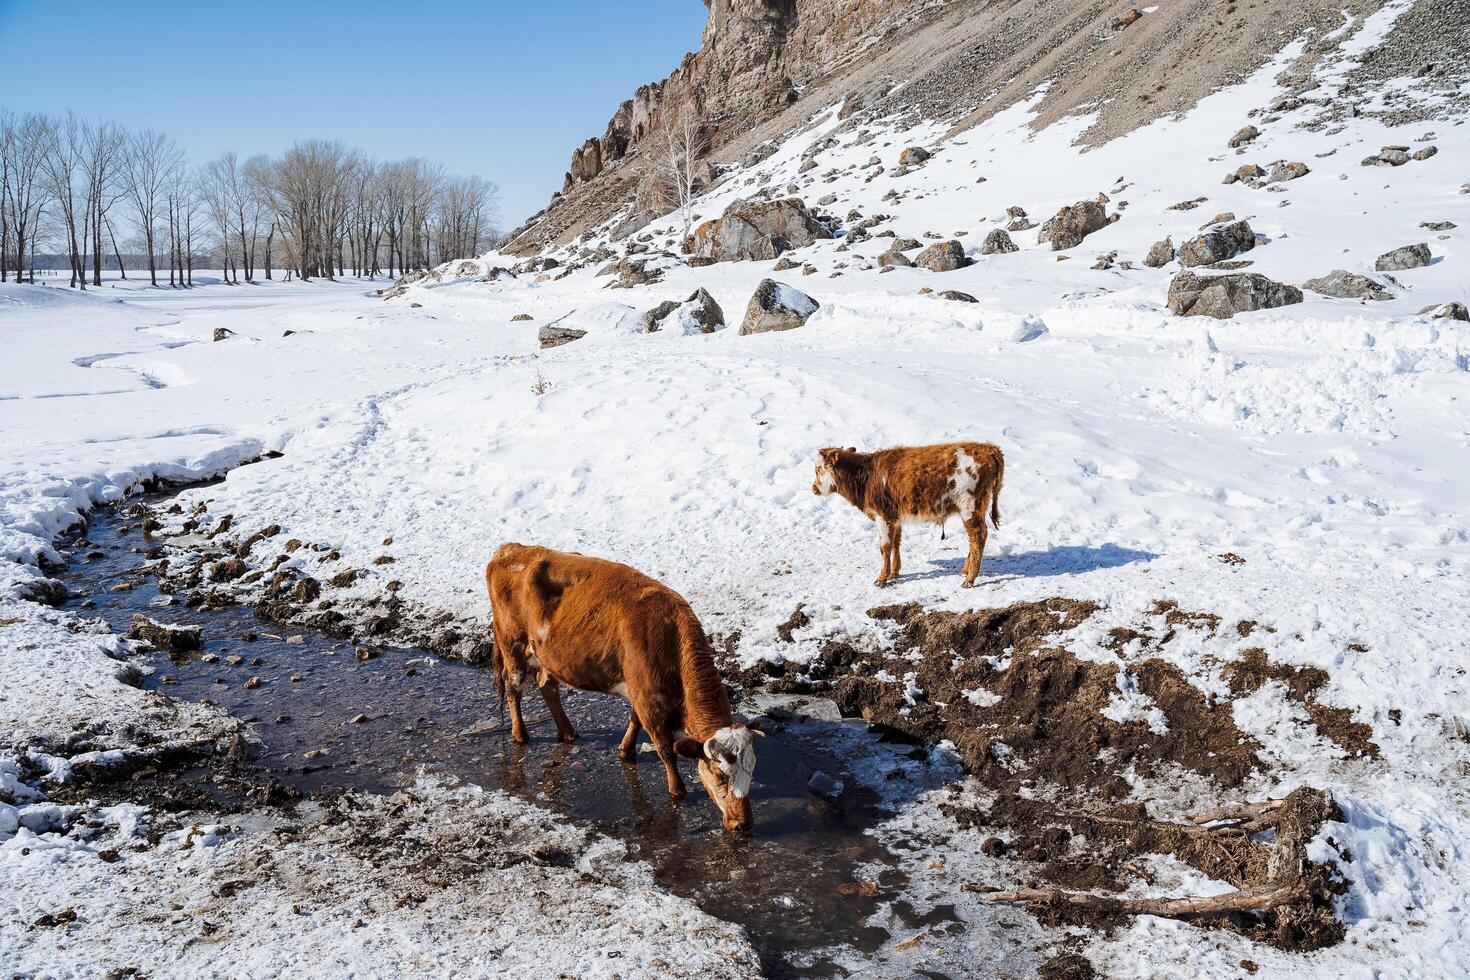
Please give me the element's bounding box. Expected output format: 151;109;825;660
813;442;1005;588
485;543;761;831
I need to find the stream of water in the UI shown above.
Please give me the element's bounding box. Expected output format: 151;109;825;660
59;493;984;977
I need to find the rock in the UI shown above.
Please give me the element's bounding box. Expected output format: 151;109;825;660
126;615;201;653
1419;302;1469;321
981;229;1018;255
1420;221;1456;231
739;279;819;335
511;313;533;321
1167;271;1303;318
1037;199;1109;250
244;676;261;690
1303;270;1393;301
1224;163;1265;184
877;250;913;268
914;240;968;272
1228;125;1260;148
1178;219;1256;268
1375;243;1431;271
817;193;838;206
1144;238;1176;268
1263;161;1310;184
892;238;922;252
642;288;726;333
898;146;931;166
212;328;233;342
610;211;651;241
1092;251;1118;270
938;290;978;303
1412;146;1438;161
772;256;798;271
1110;7;1142;30
687;197;830;263
1362;148;1411;167
807;771;845;799
328;569;360;589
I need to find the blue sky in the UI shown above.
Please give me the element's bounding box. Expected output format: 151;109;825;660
0;0;707;225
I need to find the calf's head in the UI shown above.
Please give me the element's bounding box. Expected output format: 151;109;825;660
812;447;857;496
676;722;762;831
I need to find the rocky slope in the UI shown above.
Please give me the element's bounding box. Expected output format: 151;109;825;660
506;0;1468;254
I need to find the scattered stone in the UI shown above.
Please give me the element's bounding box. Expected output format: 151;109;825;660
1361;147;1412;167
212;328;233;342
1167;197;1208;211
1420;221;1456;231
898;146;931;166
356;646;377;661
1412;146;1438;161
807;771;845;799
210;558;247;582
329;569;361;589
938;290;978;303
1223;163;1265;184
1419;302;1469;321
511;313;533;321
878;250;913;268
1178;220;1256;268
1144;238;1176;268
1303;270;1393;301
817;193;838;206
244;676;262;690
1167;271;1303;318
981;228;1018;255
351;713;367;724
1264;161;1310;184
641;288;725;334
1375;243;1431;271
892;238;922;251
739;279;820;335
126;615;201;653
1037;199;1109;250
914;239;969;272
1110;7;1142;30
1228;125;1260;148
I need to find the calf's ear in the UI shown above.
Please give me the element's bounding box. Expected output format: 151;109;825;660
673;737;703;760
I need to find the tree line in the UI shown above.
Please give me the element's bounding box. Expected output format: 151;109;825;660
0;110;501;288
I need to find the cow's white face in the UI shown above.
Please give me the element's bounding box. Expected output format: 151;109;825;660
698;724;761;831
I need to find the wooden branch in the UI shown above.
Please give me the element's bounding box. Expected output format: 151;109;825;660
970;877;1307;918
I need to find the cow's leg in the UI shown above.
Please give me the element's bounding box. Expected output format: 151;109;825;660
961;512;989;588
506;683;530;744
538;677;578;742
645;724;688;801
889;523;903;582
875;518;892;587
618;712;642;762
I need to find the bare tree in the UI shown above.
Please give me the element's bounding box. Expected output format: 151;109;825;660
647;107;707;242
122;130;182;286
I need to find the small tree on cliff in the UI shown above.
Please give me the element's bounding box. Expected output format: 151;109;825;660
648;107;706;242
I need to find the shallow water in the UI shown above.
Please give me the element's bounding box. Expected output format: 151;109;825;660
61;494;978;977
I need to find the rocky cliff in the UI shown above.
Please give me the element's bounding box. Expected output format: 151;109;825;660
505;0;1469;255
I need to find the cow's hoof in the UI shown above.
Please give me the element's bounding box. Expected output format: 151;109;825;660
557;730;579;743
618;749;637;762
668;787;687;802
874;578;890;588
960;579;977;589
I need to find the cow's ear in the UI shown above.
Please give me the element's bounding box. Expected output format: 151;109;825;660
818;447;837;461
845;446;857;454
746;719;765;736
673;737;703;760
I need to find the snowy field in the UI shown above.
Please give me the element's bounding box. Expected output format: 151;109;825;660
5;5;1470;975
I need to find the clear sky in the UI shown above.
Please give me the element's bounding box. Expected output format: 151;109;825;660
0;0;708;226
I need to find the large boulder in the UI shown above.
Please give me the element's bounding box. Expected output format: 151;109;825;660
1375;243;1431;271
610;211;651;241
877;250;913;268
641;288;726;334
739;279;819;335
1178;219;1256;267
1303;270;1393;301
1228;125;1260;148
1167;271;1303;319
1037;199;1109;250
981;229;1018;255
687;197;830;263
914;240;969;271
898;146;931;166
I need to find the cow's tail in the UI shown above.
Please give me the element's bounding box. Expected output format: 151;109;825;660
989;447;1004;529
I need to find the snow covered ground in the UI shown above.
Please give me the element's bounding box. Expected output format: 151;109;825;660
4;6;1470;974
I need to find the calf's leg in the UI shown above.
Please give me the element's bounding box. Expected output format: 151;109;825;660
889;523;903;581
645;723;687;800
507;685;530;744
962;512;989;588
875;518;893;587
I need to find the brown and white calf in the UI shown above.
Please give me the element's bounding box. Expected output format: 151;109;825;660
813;442;1004;588
485;543;760;831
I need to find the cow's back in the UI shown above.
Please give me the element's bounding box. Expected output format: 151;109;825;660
872;442;1001;520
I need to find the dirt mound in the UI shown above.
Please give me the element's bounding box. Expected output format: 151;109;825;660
824;598;1260;796
1224;647;1380;759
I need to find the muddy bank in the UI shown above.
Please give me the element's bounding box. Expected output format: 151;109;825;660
725;597;1376;953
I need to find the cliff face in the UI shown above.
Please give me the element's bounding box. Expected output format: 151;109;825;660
506;0;1467;256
